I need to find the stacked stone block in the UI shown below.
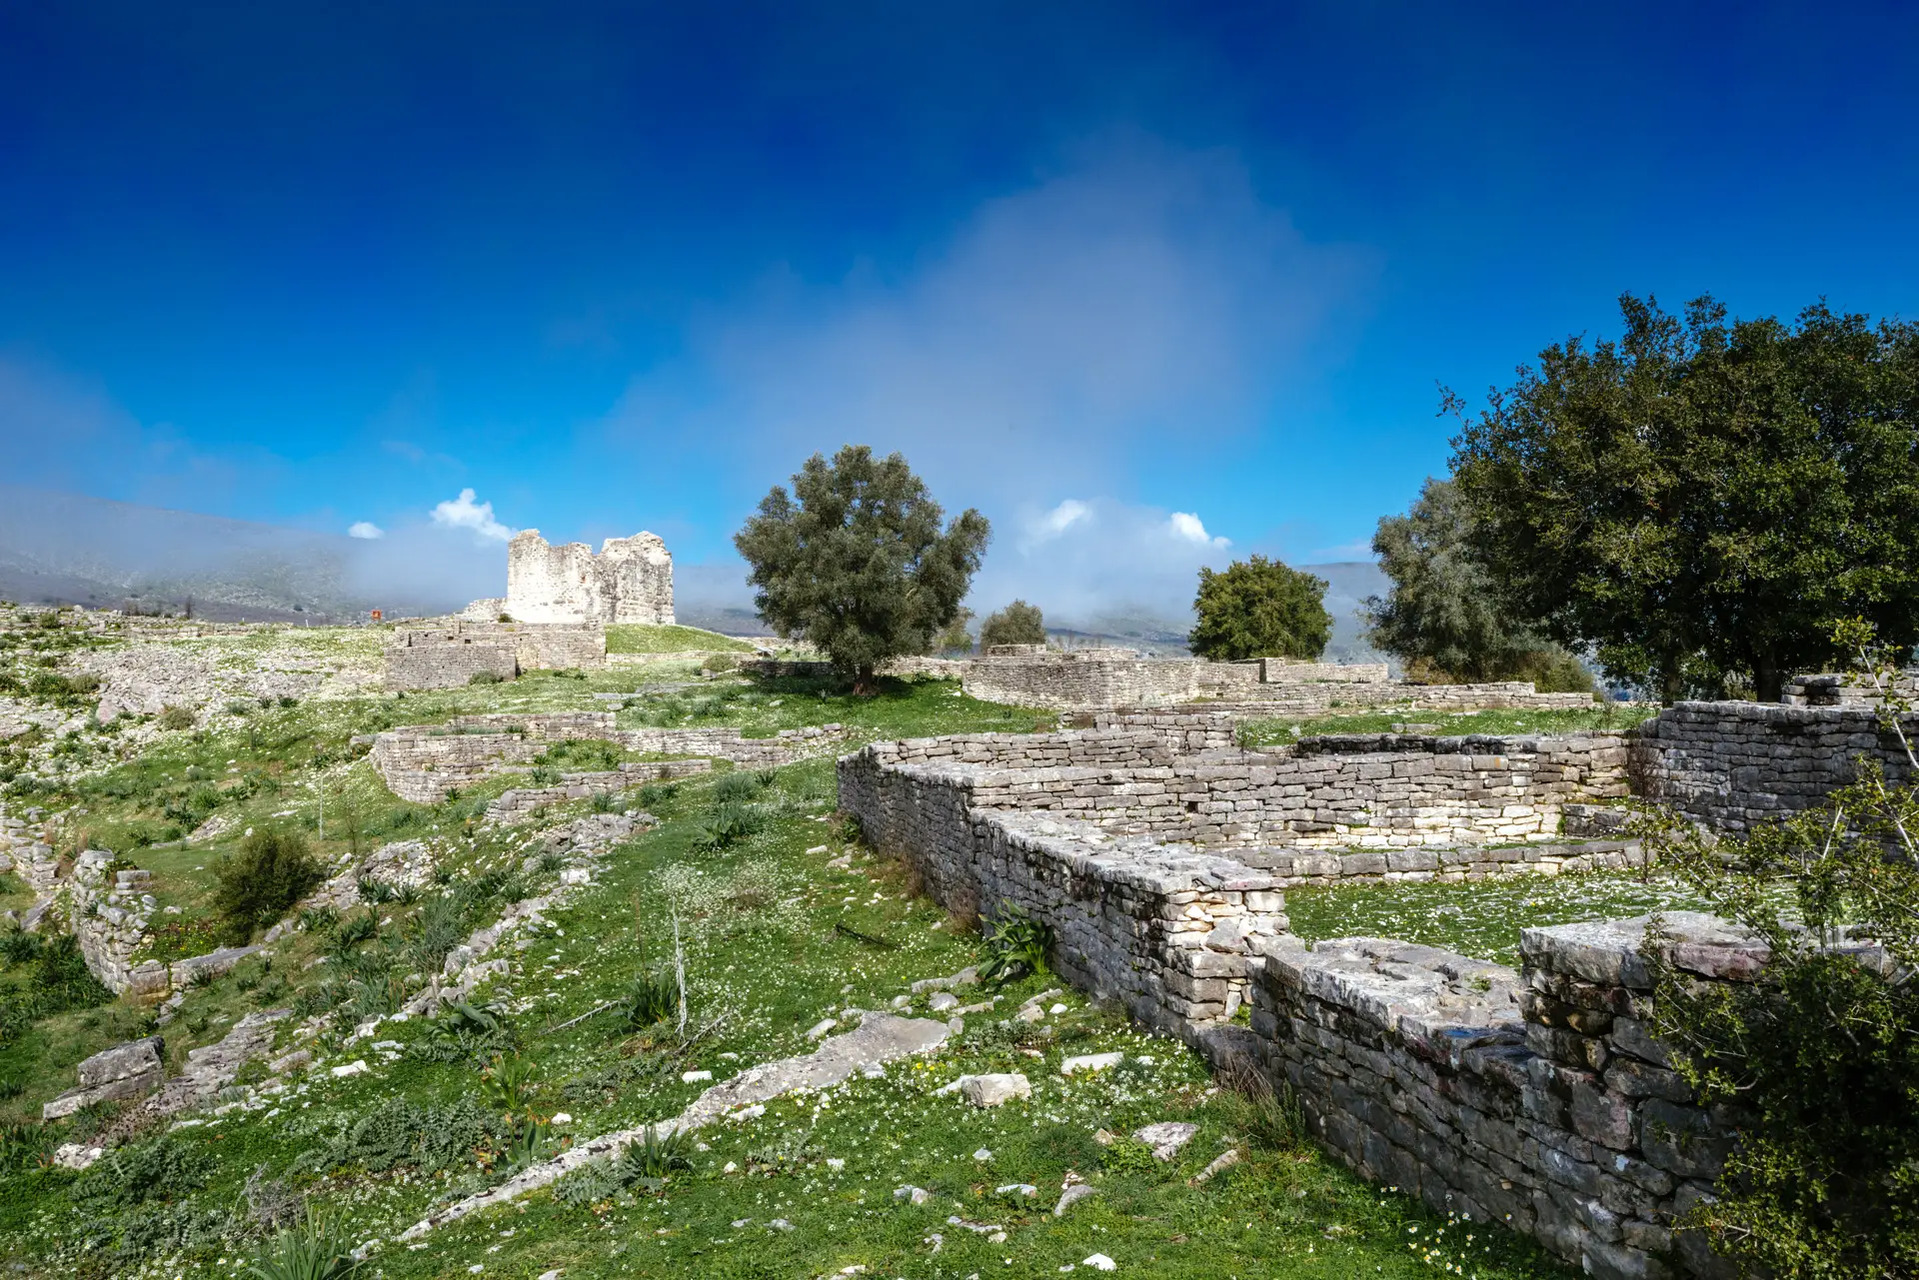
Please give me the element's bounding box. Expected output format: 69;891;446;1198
1247;913;1761;1279
962;648;1202;710
1629;700;1917;831
372;712;851;803
840;747;1286;1042
483;759;712;823
68;849;155;993
383;627;519;690
854;731;1628;852
505;529;674;625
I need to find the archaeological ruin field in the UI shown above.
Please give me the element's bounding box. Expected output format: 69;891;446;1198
0;598;1908;1280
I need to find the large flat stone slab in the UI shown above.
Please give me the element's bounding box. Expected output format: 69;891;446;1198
398;1011;951;1240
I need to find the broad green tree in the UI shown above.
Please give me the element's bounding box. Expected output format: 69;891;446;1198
978;599;1046;649
1452;294;1919;701
1366;478;1594;692
735;446;990;693
1188;556;1331;661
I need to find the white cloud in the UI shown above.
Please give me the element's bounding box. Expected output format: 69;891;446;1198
430;488;513;542
347;521;385;540
1026;499;1093;546
602;141;1371;508
970;496;1242;628
1167;511;1228;548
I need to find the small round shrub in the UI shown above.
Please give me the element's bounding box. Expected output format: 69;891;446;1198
211;828;324;945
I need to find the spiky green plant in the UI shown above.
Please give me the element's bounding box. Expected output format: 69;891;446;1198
245;1205;362;1280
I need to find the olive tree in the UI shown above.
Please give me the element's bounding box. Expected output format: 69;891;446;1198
1188;556;1330;661
1451;294;1919;701
978;600;1046;649
1366;477;1593;692
734;446;989;693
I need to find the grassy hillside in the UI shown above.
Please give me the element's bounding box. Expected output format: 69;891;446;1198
0;616;1574;1280
604;624;759;655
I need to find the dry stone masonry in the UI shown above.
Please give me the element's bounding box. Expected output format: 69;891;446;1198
383;621;607;690
504;528;674;625
836;702;1910;1277
370;711;850;802
1629;700;1918;831
1248;914;1763;1280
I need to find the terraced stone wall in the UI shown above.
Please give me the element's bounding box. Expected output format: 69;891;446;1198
384;628;517;691
374;713;853;803
1249;915;1766;1279
839;750;1286;1040
483;759;712;823
370;727;551;803
1629;700;1919;831
962;734;1627;850
961;649;1204;711
68;850;153;993
383;624;608;691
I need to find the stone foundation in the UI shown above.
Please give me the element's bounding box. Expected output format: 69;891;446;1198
1248;915;1768;1279
843;726;1629;854
69;849;154;993
371;712;852;803
383;623;607;691
1629;700;1918;831
484;759;712;823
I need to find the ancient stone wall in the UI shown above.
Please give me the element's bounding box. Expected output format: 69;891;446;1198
372;713;850;803
1629;700;1918;831
884;734;1626;851
1;811;57;893
961;649;1202;710
384;623;607;691
618;723;850;765
505;529;673;626
834;707;1892;1278
1249;914;1769;1279
384;627;518;691
370;726;552;803
1204;682;1597;717
1781;671;1919;706
740;656;968;681
448;711;619;739
68;850;154;993
838;755;1287;1041
483;759;713;824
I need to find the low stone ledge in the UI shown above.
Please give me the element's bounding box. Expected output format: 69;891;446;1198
44;1035;164;1119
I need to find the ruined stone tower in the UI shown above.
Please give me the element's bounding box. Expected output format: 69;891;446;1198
504;529;674;625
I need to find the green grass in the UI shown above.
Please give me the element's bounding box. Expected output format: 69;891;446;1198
1284;869;1715;967
1241;703;1657;746
0;620;1582;1278
606;624;758;655
620;672;1050;739
0;755;1573;1278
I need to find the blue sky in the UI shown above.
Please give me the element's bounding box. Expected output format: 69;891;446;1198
3;2;1917;619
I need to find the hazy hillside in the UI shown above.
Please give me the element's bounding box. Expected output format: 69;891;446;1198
0;486;1388;654
0;485;499;621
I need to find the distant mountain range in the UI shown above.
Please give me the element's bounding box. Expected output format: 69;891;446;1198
0;485;364;621
0;485;1386;656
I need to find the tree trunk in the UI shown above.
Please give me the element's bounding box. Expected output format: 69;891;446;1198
1754;658;1784;703
853;664;877;697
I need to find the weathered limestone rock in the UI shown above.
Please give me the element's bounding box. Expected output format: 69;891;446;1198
958;1073;1031;1107
399;1012;949;1239
1134;1121;1198;1160
43;1035;165;1118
